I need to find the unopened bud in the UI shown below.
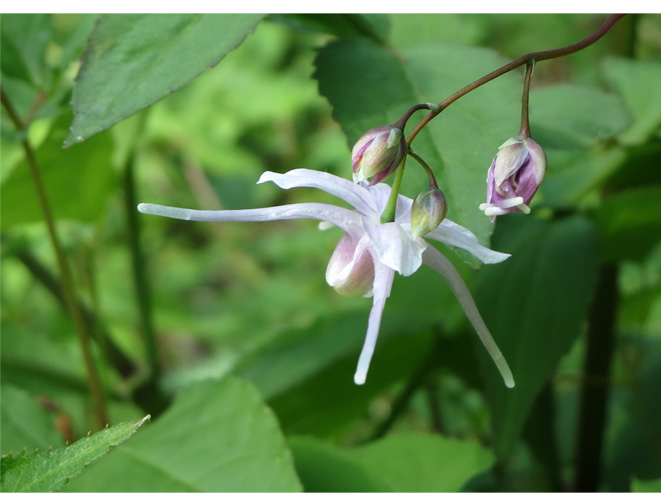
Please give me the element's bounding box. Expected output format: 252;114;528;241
326;233;375;297
410;186;448;239
479;136;546;222
352;125;406;185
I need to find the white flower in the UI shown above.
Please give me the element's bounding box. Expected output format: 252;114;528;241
138;169;515;388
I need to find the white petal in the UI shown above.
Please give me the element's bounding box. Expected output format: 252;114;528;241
138;202;362;234
422;246;515;388
354;261;395;385
424;219;510;264
362;217;426;276
258;169;378;217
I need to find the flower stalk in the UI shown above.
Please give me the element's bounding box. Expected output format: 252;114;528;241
1;88;108;428
405;14;625;147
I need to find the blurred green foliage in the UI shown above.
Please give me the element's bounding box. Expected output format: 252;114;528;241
1;13;661;493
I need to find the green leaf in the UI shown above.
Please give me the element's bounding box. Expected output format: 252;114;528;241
269;14;390;44
314;39;521;260
473;215;598;460
290;433;494;492
1;114;116;229
529;84;631;149
64;377;302;492
0;14;52;89
1;415;149;492
64;13;264;148
603;57;661;145
1;384;65;454
592;185;661;262
539;147;627;209
632;478;661;492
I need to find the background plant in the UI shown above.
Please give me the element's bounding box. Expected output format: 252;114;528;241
1;13;661;492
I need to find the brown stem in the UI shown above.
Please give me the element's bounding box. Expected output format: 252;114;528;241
519;62;534;138
1;88;109;428
406;14;626;146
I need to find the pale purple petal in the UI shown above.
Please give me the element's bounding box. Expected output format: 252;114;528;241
354;260;395;385
362;217;427;276
258;169;378;217
424;219;510;265
138;202;362;234
422;246;515;388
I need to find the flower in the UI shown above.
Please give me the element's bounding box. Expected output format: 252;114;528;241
479;136;547;222
352;125;406;185
138;169;515;388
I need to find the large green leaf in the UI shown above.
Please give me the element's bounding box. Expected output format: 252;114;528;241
1;114;116;228
539;147;627;209
64;377;302;492
289;433;494;492
603;57;661;145
1;384;65;455
64;14;264;148
0;14;52;89
592;185;661;262
529;84;631;149
1;415;149;492
472;215;598;460
314;38;521;259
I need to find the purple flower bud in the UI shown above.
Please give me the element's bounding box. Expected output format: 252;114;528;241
479;136;546;222
410;186;448;239
352;125;406;185
326;233;375;297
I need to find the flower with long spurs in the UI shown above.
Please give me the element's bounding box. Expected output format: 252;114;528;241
138;169;515;388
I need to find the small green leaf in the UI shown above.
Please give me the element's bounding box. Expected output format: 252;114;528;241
529;84;631;149
290;433;494;492
1;384;65;455
473;215;598;460
64;377;302;492
603;57;661;145
64;13;264;147
1;415;149;492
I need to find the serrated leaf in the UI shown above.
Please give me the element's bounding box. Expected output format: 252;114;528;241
473;215;598;460
1;415;149;492
1;114;116;229
64;13;264;147
290;433;494;492
1;384;65;455
603;57;661;145
314;39;521;262
528;84;631;149
64;377;302;492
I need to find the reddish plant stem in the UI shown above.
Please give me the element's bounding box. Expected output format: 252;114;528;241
406;14;626;146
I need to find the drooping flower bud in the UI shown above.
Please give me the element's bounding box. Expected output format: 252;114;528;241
479;136;546;222
352;125;406;185
410;186;448;239
326;233;375;297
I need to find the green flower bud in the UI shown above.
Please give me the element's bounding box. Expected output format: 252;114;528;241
410;186;448;239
